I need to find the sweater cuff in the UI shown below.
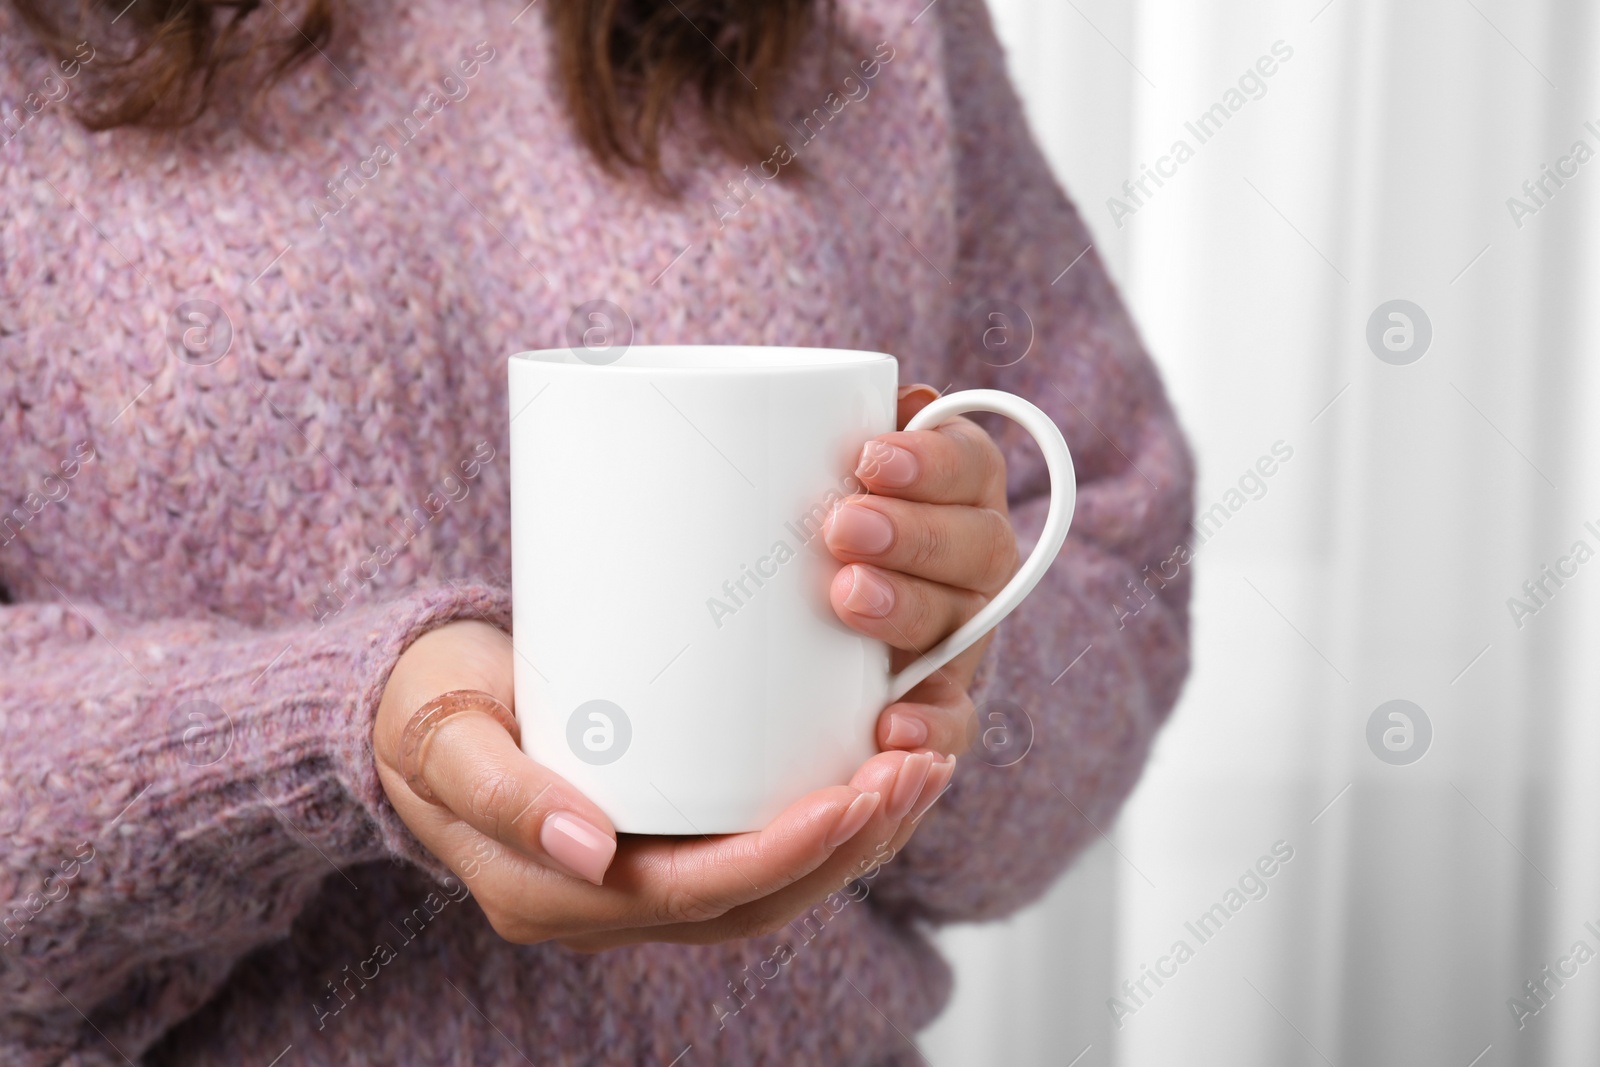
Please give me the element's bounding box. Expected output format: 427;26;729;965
329;581;514;882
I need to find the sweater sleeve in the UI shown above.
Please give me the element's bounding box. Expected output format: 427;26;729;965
0;580;508;1066
866;0;1195;923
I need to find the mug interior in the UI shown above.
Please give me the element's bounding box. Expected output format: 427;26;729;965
510;345;894;371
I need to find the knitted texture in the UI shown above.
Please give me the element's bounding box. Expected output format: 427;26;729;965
0;0;1194;1063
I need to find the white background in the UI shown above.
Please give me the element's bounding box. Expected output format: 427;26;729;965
923;1;1600;1064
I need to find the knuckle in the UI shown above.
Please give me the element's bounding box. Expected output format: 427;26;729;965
655;883;729;925
465;769;522;840
949;418;1007;492
978;434;1008;491
980;509;1020;588
907;512;950;572
650;852;731;925
902;583;946;650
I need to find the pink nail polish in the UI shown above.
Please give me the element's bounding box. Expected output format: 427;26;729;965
909;757;956;821
827;791;881;848
858;441;918;488
897;384;941;403
828;503;894;555
888;752;934;820
540;812;617;886
884;712;928;749
844;565;896;618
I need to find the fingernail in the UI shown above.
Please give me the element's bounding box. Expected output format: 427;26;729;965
909;756;957;821
540;812;616;886
844;565;896;618
857;441;919;488
884;712;928;749
888;752;935;821
898;383;941;403
828;503;894;555
827;791;881;848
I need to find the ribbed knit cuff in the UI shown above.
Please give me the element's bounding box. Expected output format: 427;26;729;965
330;581;514;883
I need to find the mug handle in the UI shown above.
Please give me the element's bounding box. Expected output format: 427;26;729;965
885;389;1077;703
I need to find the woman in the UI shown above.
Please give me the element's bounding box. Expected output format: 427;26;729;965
0;0;1192;1062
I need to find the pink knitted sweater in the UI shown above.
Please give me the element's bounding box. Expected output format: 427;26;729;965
0;0;1193;1062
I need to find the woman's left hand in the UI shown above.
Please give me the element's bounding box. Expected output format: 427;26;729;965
825;383;1020;770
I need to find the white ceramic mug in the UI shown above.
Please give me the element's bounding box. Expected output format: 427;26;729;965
507;345;1075;834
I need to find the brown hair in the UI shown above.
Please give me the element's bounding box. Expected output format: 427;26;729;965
7;0;824;179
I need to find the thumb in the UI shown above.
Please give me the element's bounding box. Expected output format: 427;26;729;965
409;705;618;886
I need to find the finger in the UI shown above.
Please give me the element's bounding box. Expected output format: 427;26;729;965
559;753;942;949
418;709;619;886
889;754;958;849
373;621;517;769
430;783;883;947
594;755;909;930
875;644;984;755
479;753;960;950
878;695;975;758
830;562;986;653
855;415;1008;508
895;382;942;427
868;752;958;879
419;753;906;945
824;495;1019;593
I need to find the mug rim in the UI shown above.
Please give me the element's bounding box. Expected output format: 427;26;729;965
509;345;896;373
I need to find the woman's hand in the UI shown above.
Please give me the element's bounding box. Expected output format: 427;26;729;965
827;384;1020;762
373;620;954;950
370;382;1000;948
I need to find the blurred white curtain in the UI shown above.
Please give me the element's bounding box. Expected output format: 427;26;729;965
923;1;1600;1065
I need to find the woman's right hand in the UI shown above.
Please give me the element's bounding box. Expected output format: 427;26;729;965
373;619;954;948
